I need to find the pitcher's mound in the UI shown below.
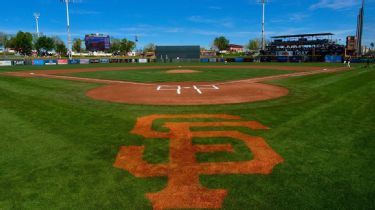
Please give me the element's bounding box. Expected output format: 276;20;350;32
165;70;201;74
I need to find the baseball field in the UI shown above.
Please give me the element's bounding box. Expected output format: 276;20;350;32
0;62;374;209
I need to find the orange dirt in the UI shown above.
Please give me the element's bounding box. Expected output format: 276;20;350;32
164;69;201;74
0;65;348;105
114;114;284;210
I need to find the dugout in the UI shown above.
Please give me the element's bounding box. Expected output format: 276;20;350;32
155;46;200;62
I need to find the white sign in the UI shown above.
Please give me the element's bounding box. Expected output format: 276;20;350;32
139;58;148;63
0;61;12;66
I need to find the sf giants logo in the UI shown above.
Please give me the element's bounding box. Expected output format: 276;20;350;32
114;114;283;210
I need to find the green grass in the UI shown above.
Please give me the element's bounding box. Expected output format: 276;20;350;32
0;63;374;209
67;67;296;82
0;61;348;73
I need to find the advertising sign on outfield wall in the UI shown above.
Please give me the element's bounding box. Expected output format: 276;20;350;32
32;60;45;65
69;59;80;64
100;58;109;63
138;58;148;63
45;60;57;65
58;59;68;65
13;60;25;65
80;59;90;64
0;61;12;66
110;59;120;63
90;59;100;64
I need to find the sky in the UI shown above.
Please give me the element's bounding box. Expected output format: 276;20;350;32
0;0;374;49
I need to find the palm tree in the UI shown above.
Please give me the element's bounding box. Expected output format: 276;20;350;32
370;42;375;50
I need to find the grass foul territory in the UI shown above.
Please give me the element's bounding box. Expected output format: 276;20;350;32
0;63;374;210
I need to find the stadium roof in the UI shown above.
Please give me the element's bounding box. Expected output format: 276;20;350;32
271;33;334;39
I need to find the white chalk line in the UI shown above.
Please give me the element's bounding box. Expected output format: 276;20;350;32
157;85;220;95
28;67;347;90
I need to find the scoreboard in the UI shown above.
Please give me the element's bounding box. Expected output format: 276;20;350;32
85;34;110;52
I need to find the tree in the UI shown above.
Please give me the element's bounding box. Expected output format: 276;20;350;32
5;37;15;49
371;42;375;50
55;42;67;56
246;39;261;51
143;43;156;53
35;36;55;55
0;32;8;48
119;39;136;55
110;38;121;54
213;36;229;51
73;38;82;53
11;31;33;55
51;36;63;45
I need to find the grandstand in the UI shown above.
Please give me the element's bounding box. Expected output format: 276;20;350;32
263;33;345;62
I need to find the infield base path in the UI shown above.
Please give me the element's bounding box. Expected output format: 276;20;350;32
1;65;348;105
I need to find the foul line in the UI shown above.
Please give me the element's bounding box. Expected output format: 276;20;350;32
17;67;349;90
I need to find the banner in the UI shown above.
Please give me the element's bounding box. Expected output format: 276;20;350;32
138;58;148;63
0;61;12;66
100;58;110;63
110;59;120;63
45;60;57;65
69;59;80;64
90;59;100;64
58;59;68;65
276;51;293;56
13;60;25;65
32;60;45;65
234;58;244;62
80;59;90;64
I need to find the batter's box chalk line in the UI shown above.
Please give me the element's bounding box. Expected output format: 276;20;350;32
157;85;219;95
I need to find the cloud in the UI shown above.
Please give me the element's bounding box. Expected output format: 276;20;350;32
271;12;310;23
118;25;185;37
310;0;359;10
289;13;310;22
70;9;102;15
187;16;234;28
191;29;259;38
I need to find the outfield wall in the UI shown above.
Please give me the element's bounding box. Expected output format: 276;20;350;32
0;57;374;66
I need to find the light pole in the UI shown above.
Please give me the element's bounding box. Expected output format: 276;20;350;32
61;0;74;59
33;13;40;37
261;0;267;51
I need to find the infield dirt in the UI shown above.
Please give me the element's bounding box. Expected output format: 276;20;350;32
2;65;348;105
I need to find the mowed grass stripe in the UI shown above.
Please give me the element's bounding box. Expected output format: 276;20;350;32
66;67;297;83
0;65;374;209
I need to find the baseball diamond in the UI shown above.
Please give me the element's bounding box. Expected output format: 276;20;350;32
2;65;346;105
0;0;374;209
0;62;374;210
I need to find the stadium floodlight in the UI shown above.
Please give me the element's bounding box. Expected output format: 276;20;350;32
33;13;40;38
257;0;268;51
356;0;365;56
60;0;79;59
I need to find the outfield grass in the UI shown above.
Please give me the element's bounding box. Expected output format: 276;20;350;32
0;63;374;209
0;61;347;73
67;67;296;83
